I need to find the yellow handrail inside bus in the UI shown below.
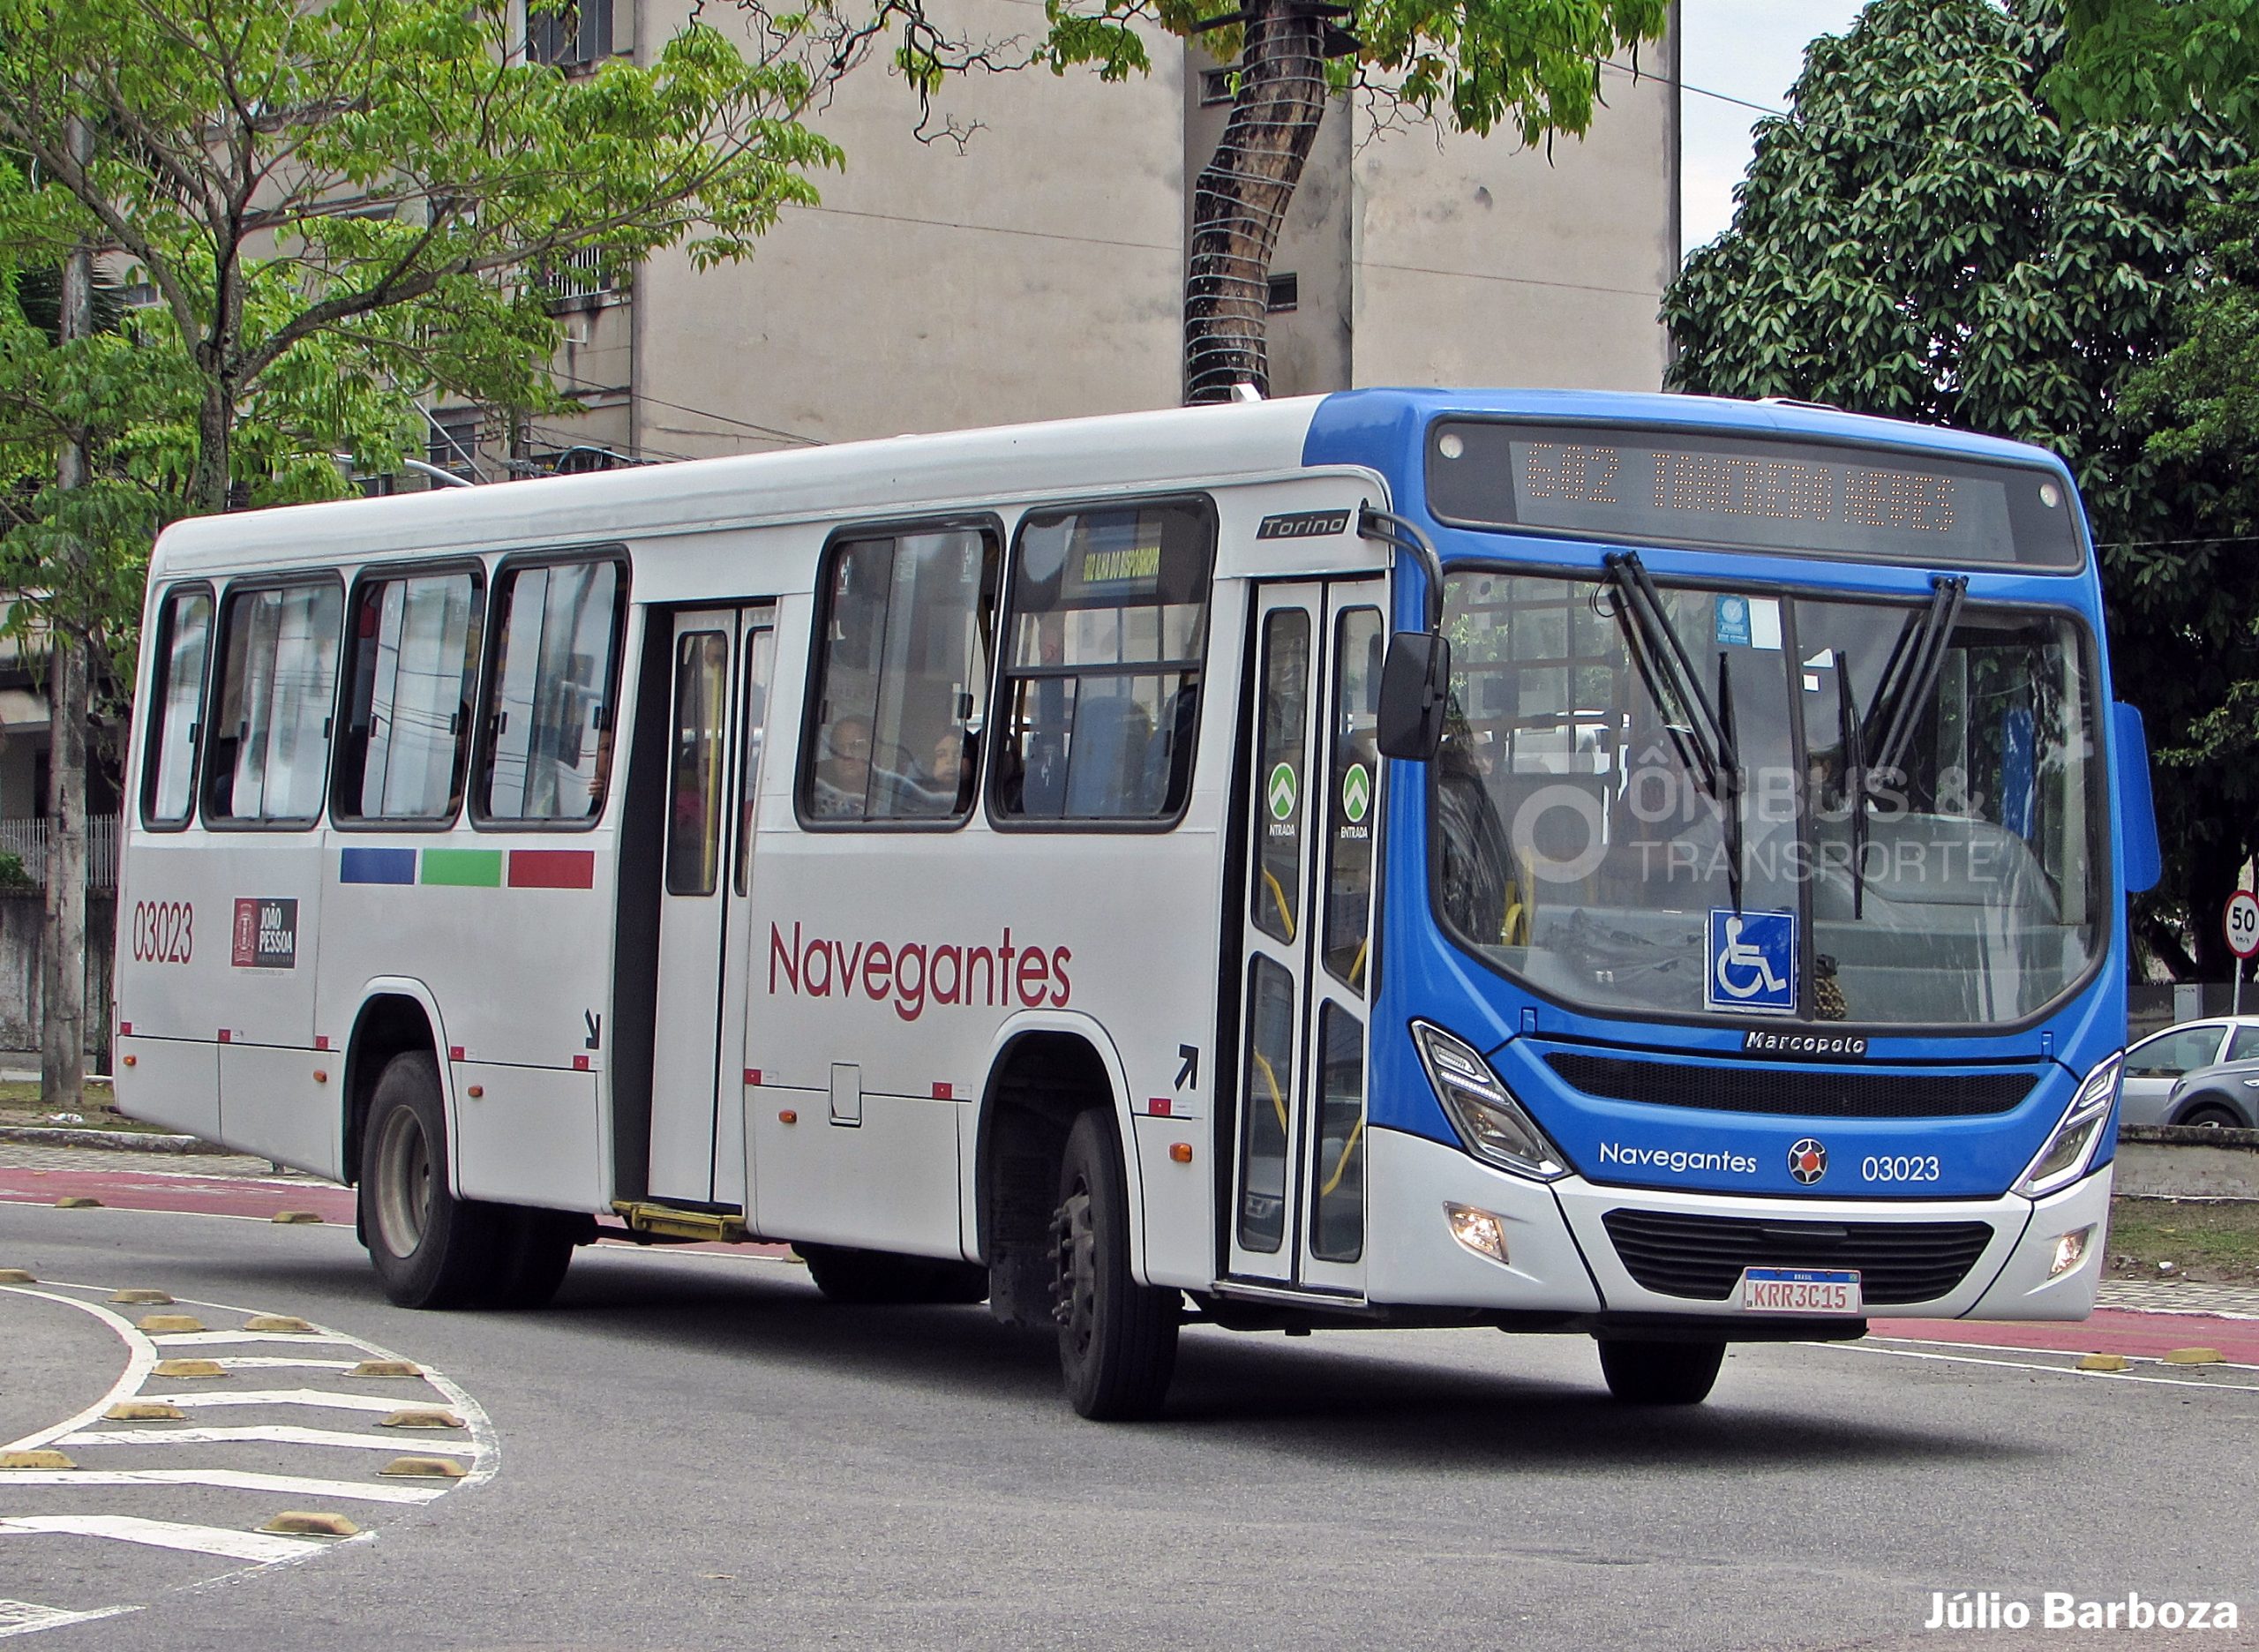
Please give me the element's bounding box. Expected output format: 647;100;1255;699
1318;1116;1364;1197
1262;867;1296;941
1252;1049;1288;1131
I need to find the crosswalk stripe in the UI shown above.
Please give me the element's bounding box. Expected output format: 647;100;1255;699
0;1598;137;1638
57;1425;473;1457
0;1514;322;1563
141;1388;411;1415
0;1469;441;1505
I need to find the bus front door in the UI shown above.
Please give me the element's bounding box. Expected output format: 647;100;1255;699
649;605;775;1207
1229;581;1385;1295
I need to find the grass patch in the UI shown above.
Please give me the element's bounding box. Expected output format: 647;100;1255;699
0;1078;172;1134
2106;1197;2259;1285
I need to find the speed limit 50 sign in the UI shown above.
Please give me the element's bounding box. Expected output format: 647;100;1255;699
2226;890;2259;960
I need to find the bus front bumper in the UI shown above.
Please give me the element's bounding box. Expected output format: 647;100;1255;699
1363;1125;2112;1325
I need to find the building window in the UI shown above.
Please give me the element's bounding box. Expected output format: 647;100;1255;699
529;0;612;68
140;585;214;829
1266;273;1299;313
334;569;484;824
203;582;345;827
801;527;998;827
993;500;1213;825
1201;67;1235;106
537;244;616;305
477;557;626;823
428;406;483;481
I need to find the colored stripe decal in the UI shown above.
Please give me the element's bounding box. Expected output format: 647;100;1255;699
340;847;416;885
507;849;596;890
420;849;502;887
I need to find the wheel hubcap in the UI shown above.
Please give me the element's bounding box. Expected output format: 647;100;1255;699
371;1106;432;1259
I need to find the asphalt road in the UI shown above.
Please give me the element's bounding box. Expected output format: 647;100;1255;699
3;1194;2255;1652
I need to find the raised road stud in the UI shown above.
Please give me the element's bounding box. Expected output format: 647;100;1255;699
138;1314;205;1333
380;1409;465;1430
0;1450;77;1470
0;1268;35;1283
379;1455;468;1479
54;1196;101;1209
103;1402;185;1422
271;1211;322;1224
349;1359;422;1378
2076;1353;2129;1372
259;1511;360;1538
244;1315;315;1333
2164;1347;2225;1365
109;1288;172;1305
151;1358;228;1379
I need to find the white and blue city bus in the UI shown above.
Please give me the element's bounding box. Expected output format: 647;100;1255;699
115;387;2158;1418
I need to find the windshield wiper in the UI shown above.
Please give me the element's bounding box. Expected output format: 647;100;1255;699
1833;650;1869;920
1604;552;1745;909
1861;574;1967;793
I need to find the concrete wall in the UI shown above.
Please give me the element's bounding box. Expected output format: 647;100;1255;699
0;891;114;1064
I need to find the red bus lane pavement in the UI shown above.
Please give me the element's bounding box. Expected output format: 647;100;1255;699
0;1164;791;1258
1870;1308;2259;1368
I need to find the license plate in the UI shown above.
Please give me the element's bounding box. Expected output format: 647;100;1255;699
1740;1267;1863;1315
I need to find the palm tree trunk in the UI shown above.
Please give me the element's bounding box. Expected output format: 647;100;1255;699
1183;1;1329;403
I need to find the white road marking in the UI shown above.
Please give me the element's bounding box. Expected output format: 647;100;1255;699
139;1387;417;1415
0;1514;324;1563
0;1469;441;1505
56;1423;471;1455
150;1331;352;1348
1864;1333;2259;1372
1830;1340;2259;1393
204;1356;359;1370
0;1600;135;1640
0;1290;158;1453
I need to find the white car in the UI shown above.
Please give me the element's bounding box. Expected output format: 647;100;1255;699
2120;1016;2259;1127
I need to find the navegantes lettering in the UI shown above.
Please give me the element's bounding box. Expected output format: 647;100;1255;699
769;921;1069;1023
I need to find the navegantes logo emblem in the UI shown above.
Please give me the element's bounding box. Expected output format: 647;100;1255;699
1788;1138;1828;1184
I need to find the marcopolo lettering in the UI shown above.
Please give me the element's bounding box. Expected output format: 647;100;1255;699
769;921;1069;1023
1743;1029;1869;1057
1255;509;1353;540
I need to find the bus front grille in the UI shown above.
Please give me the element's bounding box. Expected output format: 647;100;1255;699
1600;1208;1996;1305
1547;1054;2037;1119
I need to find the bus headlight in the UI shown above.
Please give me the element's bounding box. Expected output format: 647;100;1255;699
2014;1053;2122;1200
1412;1020;1568;1182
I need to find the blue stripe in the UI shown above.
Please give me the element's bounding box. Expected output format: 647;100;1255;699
340;847;417;885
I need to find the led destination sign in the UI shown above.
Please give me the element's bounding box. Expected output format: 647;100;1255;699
1425;420;2082;568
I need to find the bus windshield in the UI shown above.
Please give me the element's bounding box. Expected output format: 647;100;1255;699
1434;570;2101;1027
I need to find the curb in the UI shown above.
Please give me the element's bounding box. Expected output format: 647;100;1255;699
0;1124;224;1155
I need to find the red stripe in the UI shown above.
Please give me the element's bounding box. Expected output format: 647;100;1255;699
507;849;597;890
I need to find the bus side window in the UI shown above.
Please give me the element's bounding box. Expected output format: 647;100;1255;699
993;499;1212;826
201;581;344;828
334;568;484;825
141;585;214;829
800;527;996;827
477;557;626;823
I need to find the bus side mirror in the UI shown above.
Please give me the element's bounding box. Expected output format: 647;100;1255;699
1377;631;1451;761
2113;701;2160;894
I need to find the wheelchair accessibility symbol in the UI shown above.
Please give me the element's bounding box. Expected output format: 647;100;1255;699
1705;909;1797;1015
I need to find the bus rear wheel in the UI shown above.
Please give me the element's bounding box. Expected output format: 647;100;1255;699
1596;1337;1726;1405
797;1243;989;1304
360;1051;506;1310
1051;1109;1178;1420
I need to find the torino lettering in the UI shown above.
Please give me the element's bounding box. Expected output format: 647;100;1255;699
768;921;1071;1023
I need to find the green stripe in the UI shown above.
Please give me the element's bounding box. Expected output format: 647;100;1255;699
419;849;503;887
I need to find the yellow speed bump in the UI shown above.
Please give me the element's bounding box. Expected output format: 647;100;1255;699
2165;1347;2225;1365
151;1358;228;1379
379;1455;467;1479
109;1288;173;1305
259;1511;360;1538
0;1450;77;1470
103;1401;185;1422
349;1359;422;1378
138;1314;206;1333
380;1409;465;1430
2076;1353;2129;1372
0;1268;35;1283
244;1315;314;1333
271;1211;322;1225
54;1196;101;1209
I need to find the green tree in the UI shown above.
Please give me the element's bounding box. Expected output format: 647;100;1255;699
862;0;1666;399
1661;0;2250;980
2052;0;2259;138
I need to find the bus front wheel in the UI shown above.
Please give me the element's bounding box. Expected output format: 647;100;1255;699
360;1051;506;1310
1051;1109;1179;1420
1596;1337;1726;1405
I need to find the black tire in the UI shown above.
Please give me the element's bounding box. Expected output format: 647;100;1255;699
1597;1337;1726;1405
482;1208;588;1310
2173;1099;2243;1130
358;1052;507;1310
1052;1109;1179;1420
797;1243;989;1304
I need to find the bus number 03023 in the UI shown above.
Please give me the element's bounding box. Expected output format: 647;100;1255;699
1862;1153;1941;1183
131;900;194;965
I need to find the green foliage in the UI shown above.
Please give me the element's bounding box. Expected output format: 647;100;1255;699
1662;0;2251;972
0;851;26;889
2053;0;2259;139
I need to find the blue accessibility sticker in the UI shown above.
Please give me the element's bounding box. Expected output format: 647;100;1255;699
1706;908;1797;1015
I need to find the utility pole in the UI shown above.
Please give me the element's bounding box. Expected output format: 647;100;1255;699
41;111;93;1111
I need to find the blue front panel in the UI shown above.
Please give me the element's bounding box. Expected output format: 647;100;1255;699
1308;388;2131;1199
